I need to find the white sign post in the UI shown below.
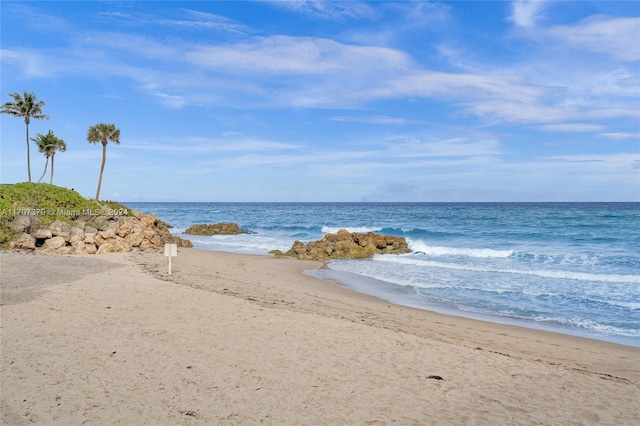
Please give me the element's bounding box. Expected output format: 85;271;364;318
164;243;177;274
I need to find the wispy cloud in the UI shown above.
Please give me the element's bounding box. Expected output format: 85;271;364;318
600;132;640;141
328;115;420;125
541;153;639;177
439;8;639;127
1;2;70;33
8;26;633;125
185;35;411;75
119;130;503;179
137;82;187;109
97;8;252;34
548;16;640;61
167;9;252;33
2;1;637;201
539;123;605;132
265;0;376;21
122;135;304;154
509;0;546;28
3;3;637;134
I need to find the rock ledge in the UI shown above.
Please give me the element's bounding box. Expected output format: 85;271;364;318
10;211;192;255
273;229;411;260
184;223;245;235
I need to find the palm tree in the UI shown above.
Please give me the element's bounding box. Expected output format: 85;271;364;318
32;130;67;184
87;123;120;201
0;91;50;182
48;136;67;185
33;131;54;183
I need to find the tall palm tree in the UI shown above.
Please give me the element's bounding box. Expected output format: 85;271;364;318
87;123;120;201
32;130;67;184
0;91;50;182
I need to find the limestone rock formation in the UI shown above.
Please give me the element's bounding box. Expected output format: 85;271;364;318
9;211;192;255
184;223;245;235
276;229;411;260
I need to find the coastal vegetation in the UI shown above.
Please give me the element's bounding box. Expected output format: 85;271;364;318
0;91;50;182
0;183;127;249
0;183;191;253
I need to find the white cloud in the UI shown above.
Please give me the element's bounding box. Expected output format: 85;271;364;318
355;71;544;115
265;0;376;21
122;135;303;154
167;9;251;33
600;132;640;141
2;6;636;130
138;82;187;109
185;35;411;75
539;123;605;132
8;30;631;124
1;48;55;78
328;115;420;125
548;16;640;61
509;0;546;28
97;8;252;34
384;136;502;159
540;153;640;179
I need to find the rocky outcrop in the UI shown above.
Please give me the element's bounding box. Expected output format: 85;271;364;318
184;223;245;235
273;229;411;260
9;211;192;255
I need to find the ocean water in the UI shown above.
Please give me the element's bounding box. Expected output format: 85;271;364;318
126;202;640;347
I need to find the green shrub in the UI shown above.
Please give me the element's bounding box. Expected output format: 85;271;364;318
0;182;130;249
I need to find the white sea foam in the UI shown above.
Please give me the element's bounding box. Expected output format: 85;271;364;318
321;226;383;234
183;233;289;254
607;301;640;310
373;254;640;284
407;239;514;258
530;316;640;337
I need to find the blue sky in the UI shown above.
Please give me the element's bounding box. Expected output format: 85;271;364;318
1;1;638;202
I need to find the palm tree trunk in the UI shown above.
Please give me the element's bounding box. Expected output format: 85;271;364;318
38;157;49;183
50;153;55;184
95;142;107;200
25;120;32;182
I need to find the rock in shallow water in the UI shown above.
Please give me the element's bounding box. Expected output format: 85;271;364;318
184;223;245;235
276;229;412;260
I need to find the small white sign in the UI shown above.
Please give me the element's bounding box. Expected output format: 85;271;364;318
164;243;177;274
164;243;177;257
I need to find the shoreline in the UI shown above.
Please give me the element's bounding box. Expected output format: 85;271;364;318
2;248;638;424
312;266;640;348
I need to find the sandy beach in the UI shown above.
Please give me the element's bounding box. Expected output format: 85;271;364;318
1;248;638;425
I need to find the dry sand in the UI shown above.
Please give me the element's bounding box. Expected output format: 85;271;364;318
1;248;638;425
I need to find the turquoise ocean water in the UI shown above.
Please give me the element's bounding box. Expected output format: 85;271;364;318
126;202;640;347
